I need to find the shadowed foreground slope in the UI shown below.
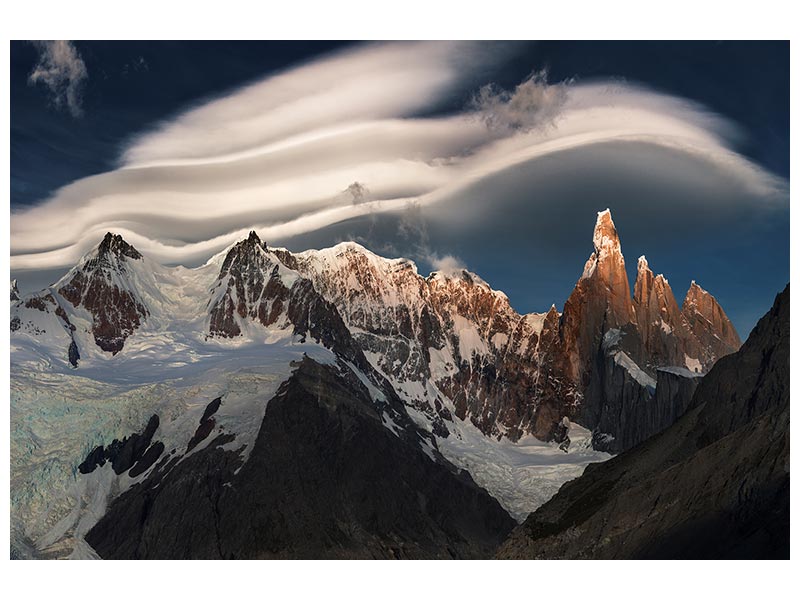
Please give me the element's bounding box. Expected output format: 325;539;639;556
498;284;789;559
86;357;514;559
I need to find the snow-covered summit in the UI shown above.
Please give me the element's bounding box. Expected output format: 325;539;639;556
11;215;742;448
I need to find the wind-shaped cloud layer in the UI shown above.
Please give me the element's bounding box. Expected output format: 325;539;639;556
11;41;787;271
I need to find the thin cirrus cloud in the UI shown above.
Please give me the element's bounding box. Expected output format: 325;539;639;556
10;41;787;272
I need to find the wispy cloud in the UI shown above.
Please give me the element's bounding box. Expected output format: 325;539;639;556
344;181;369;205
429;254;466;275
11;42;787;272
28;41;88;117
470;69;570;133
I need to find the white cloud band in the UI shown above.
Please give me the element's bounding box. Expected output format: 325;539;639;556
11;42;787;271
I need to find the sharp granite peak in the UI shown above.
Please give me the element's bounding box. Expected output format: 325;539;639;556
11;210;741;452
96;231;143;261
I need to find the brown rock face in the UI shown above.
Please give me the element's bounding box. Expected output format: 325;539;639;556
560;209;636;386
682;280;742;367
632;258;740;374
57;233;148;354
632;256;694;369
556;212;741;449
96;231;142;260
210;239;564;440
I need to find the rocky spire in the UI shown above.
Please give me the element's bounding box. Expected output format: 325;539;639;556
592;208;622;255
632;255;691;368
581;209;623;274
579;209;634;324
633;255;683;326
560;209;636;383
11;279;19;304
682;281;741;361
633;256;652;311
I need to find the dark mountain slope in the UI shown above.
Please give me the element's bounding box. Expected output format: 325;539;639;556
497;284;789;559
86;356;515;559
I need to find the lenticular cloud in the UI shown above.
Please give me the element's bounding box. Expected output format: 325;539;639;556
10;41;787;272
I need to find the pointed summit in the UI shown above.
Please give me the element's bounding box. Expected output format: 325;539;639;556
592;208;621;255
578;208;632;316
562;208;635;383
682;282;741;359
684;280;706;304
632;256;689;367
633;255;655;303
581;209;626;281
633;255;655;306
97;232;142;261
56;233;149;355
217;231;267;278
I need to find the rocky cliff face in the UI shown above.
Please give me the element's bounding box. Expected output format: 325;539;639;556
633;256;694;369
496;284;789;559
555;211;740;450
560;209;636;387
207;231;298;338
57;233;149;354
207;232;370;371
682;280;742;366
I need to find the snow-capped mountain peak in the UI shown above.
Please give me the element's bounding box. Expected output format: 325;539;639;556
12;214;742;447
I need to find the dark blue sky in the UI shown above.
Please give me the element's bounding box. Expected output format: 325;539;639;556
10;41;789;336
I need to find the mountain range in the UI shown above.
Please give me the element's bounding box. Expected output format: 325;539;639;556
10;208;755;559
11;209;739;449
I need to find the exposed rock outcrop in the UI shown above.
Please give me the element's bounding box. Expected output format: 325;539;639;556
497;284;789;559
78;414;161;476
208;233;368;370
67;339;80;368
633;256;695;370
585;327;655;453
57;233;149;354
560;209;636;387
682;280;742;367
556;211;740;449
